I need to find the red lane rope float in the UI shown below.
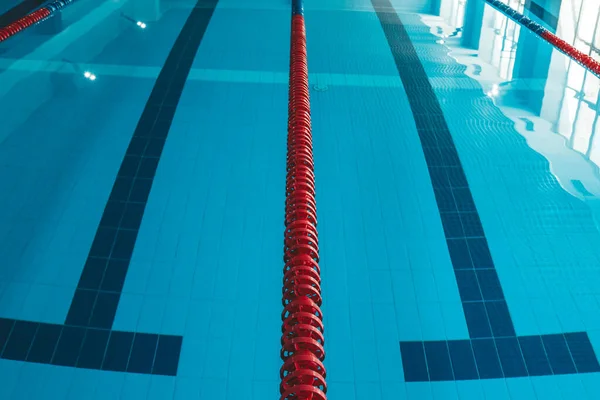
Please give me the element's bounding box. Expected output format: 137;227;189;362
0;8;51;42
484;0;600;77
280;7;327;400
0;0;76;43
539;30;600;75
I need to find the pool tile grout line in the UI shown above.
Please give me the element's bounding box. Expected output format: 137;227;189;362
371;0;600;382
0;0;219;376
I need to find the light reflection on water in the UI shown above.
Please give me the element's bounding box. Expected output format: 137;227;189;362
424;0;600;222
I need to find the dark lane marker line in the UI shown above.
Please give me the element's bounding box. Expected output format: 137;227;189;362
0;0;218;376
371;0;600;382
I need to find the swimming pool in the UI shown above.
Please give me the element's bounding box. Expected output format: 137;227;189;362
0;0;599;398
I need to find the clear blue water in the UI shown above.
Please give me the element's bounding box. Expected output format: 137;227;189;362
0;0;599;398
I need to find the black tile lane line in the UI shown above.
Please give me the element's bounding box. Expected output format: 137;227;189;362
0;0;46;28
371;0;600;382
0;0;218;376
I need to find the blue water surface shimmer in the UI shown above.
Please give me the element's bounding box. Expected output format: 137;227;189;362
1;0;600;398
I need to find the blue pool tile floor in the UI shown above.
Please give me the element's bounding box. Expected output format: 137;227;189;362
0;0;600;398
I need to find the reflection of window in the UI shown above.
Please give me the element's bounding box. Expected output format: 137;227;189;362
453;0;466;28
560;72;599;158
573;1;600;56
560;0;600;57
551;0;600;166
488;0;525;79
505;0;525;12
441;0;467;28
558;64;599;155
595;12;600;49
588;117;600;162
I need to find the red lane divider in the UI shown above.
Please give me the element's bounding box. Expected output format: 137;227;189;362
0;8;51;42
280;11;328;400
0;0;76;43
539;30;600;75
484;0;600;77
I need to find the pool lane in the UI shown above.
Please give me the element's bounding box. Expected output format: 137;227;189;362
0;0;218;377
1;0;291;397
302;0;600;397
1;0;598;397
373;0;600;383
304;1;445;398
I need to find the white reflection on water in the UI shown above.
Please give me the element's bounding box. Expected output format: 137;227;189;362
422;0;600;213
